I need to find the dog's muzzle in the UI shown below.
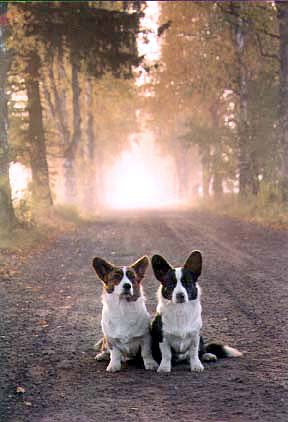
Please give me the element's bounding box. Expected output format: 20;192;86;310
121;283;133;298
175;292;186;303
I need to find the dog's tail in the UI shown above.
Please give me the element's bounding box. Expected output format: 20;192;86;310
205;342;243;359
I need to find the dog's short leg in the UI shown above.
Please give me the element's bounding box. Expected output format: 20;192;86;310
106;348;122;372
141;334;158;370
95;349;110;361
157;339;172;373
189;333;204;372
95;336;110;361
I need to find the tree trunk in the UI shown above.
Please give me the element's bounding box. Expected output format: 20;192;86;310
231;3;255;197
26;52;53;212
210;102;223;197
83;78;96;211
276;1;288;201
174;145;190;200
200;144;211;198
48;52;70;146
63;54;81;204
212;157;223;196
0;3;16;228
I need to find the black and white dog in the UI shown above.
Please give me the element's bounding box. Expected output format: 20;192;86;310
151;251;242;373
92;255;158;372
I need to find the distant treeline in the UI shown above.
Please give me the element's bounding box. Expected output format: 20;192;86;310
1;1;288;228
149;2;288;203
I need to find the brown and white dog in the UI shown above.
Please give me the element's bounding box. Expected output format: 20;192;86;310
92;256;158;372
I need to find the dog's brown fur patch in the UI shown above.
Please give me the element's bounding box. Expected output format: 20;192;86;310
103;267;124;293
93;256;149;300
124;266;142;301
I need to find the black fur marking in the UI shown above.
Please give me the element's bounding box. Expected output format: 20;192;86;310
198;336;206;359
150;313;163;363
161;270;177;300
160;268;198;302
184;251;202;277
151;255;172;282
205;343;230;358
180;269;198;301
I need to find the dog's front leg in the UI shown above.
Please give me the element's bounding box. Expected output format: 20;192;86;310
189;333;204;372
157;339;172;373
95;336;110;361
141;334;158;370
106;347;122;372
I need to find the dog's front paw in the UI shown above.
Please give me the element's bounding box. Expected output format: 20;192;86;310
190;359;204;372
144;358;158;371
95;350;110;361
157;362;171;373
106;362;121;372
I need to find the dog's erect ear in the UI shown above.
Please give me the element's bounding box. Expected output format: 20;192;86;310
92;257;114;281
183;251;202;277
131;256;150;280
151;255;172;282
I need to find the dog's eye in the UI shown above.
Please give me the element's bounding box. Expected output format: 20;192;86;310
165;279;176;289
181;276;193;287
126;270;136;281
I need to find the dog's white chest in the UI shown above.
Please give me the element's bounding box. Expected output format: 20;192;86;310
159;301;202;354
102;295;150;342
159;300;202;340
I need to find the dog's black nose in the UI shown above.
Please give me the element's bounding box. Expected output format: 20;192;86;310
176;292;185;303
123;283;131;290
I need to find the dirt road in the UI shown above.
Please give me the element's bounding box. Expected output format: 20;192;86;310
1;209;287;422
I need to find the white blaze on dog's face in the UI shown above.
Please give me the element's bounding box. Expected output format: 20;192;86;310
151;251;202;304
113;266;135;298
172;268;189;304
92;256;149;302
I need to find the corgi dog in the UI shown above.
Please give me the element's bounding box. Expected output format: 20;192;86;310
151;251;242;373
92;255;158;372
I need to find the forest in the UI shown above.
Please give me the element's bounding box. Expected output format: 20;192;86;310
1;1;288;232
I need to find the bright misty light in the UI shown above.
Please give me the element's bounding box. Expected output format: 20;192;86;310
104;135;179;209
137;1;161;62
104;2;170;210
9;162;31;202
136;1;161;88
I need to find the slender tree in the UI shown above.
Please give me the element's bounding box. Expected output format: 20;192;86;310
0;3;16;228
25;51;53;211
63;52;81;203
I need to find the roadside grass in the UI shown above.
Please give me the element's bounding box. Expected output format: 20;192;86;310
0;203;101;254
197;191;288;229
0;223;46;252
53;204;98;225
0;206;84;276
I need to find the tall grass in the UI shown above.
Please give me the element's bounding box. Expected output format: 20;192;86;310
198;184;288;228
